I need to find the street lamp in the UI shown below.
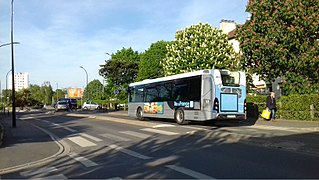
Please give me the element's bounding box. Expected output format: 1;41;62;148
80;66;89;101
0;42;20;48
5;69;12;115
11;0;17;127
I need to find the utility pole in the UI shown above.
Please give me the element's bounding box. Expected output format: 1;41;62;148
11;0;16;127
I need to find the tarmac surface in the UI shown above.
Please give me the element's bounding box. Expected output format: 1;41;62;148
0;110;319;175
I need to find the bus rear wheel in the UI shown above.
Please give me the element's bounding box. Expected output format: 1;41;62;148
136;107;144;120
175;109;187;125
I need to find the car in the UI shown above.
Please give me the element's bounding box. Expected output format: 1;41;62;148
55;101;68;112
82;102;101;110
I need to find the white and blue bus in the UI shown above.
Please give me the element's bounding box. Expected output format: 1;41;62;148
128;69;246;124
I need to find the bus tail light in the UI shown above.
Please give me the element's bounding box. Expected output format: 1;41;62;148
244;99;247;113
213;98;219;113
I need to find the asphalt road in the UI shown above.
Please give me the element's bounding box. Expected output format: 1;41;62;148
1;111;319;179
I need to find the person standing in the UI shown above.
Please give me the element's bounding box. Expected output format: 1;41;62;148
266;92;276;121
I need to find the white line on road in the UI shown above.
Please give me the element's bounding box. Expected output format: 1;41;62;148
166;165;215;179
153;124;176;128
100;133;131;141
79;133;103;142
108;144;152;160
51;123;77;132
141;128;179;136
69;152;98;167
20;167;58;177
120;131;151;139
67;136;97;147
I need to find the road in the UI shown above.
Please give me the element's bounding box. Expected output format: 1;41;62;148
1;111;319;179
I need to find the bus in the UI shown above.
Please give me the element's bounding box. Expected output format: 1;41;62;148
128;69;246;124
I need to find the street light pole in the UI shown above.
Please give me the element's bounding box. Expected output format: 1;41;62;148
11;0;16;127
80;66;89;101
6;69;12;116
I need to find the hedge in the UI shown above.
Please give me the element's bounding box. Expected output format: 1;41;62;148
247;94;319;121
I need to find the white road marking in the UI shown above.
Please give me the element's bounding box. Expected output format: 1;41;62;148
20;167;58;176
108;144;152;160
100;133;131;141
105;177;123;180
51;123;77;132
166;165;215;179
141;128;179;136
120;131;151;139
67;136;97;147
69;152;98;167
79;133;103;142
39;174;68;179
153;124;176;128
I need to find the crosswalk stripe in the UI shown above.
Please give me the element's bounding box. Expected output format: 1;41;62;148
108;144;152;160
141;128;179;135
120;131;151;139
79;133;103;142
166;165;215;179
69;152;98;167
51;123;77;132
20;167;58;177
100;133;131;141
67;136;97;147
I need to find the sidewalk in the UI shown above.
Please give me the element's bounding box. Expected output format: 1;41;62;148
0;116;62;175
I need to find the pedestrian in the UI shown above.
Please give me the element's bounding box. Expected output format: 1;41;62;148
266;92;276;121
68;100;72;112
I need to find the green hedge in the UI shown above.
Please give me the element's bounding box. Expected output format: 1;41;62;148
247;94;319;121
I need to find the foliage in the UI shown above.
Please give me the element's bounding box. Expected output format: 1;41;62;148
99;47;140;102
137;41;171;81
52;89;66;103
162;23;238;76
83;79;104;101
237;0;319;95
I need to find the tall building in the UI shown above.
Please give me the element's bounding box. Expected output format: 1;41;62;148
8;72;30;91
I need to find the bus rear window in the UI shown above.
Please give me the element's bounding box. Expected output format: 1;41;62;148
221;71;240;86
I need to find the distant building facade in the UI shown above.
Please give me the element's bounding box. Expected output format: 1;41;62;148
8;72;30;91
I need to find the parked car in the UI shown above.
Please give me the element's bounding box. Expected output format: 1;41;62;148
55;101;68;112
82;102;101;110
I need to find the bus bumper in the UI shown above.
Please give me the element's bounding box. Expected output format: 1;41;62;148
217;114;246;120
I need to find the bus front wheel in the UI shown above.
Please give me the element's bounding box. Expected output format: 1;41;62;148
175;109;187;125
136;107;144;120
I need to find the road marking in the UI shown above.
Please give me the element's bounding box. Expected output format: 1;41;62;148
100;133;131;141
153;124;176;128
141;128;179;136
67;136;97;147
51;122;77;132
120;131;151;139
166;165;215;179
108;144;152;160
106;177;123;180
69;152;98;167
79;133;103;142
20;167;58;176
40;174;68;179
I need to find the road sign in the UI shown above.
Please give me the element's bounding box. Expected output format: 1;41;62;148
114;89;119;95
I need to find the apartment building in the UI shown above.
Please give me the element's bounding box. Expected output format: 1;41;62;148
8;72;30;91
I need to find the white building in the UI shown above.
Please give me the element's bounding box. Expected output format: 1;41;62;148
219;19;266;90
8;72;30;91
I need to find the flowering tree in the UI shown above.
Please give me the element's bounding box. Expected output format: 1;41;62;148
162;23;238;76
237;0;319;94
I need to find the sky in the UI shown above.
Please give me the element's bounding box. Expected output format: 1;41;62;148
0;0;249;90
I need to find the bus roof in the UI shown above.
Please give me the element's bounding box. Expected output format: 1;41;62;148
129;69;218;87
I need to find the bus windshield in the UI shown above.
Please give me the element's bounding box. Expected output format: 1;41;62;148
221;71;240;86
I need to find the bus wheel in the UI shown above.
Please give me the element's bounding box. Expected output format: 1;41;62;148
175;109;186;125
136;107;144;120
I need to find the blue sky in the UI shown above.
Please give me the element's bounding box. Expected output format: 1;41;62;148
0;0;248;90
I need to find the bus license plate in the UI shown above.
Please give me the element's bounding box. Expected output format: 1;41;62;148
227;115;236;118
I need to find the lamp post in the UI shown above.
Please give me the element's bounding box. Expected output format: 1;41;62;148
80;66;89;101
11;0;17;127
5;69;12;115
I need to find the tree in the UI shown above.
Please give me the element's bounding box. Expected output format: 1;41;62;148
162;23;238;76
83;79;103;100
237;0;319;94
137;41;171;81
99;47;140;102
